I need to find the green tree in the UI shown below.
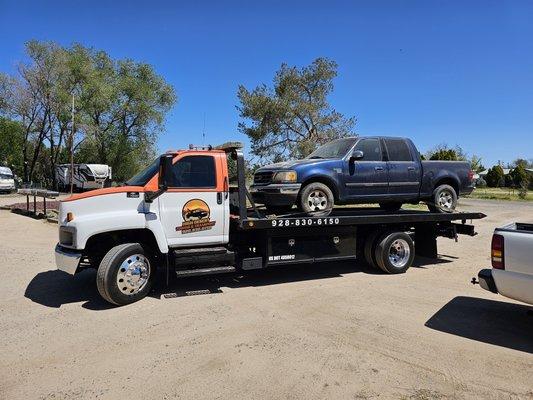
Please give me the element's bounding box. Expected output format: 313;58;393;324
0;40;176;187
427;144;467;161
0;117;24;175
237;58;356;163
485;165;505;187
510;164;529;188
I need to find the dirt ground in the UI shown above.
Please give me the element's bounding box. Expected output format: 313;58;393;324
0;196;532;400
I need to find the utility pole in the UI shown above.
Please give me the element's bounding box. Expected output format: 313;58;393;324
69;92;75;195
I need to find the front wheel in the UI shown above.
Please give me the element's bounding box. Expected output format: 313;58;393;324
299;182;335;213
96;243;155;305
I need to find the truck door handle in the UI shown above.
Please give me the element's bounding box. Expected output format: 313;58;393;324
217;192;223;204
374;167;384;171
407;167;415;171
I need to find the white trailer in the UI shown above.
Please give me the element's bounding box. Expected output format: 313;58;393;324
55;164;112;192
0;166;16;193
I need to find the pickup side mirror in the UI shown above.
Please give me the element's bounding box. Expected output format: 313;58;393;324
350;150;364;161
158;154;174;190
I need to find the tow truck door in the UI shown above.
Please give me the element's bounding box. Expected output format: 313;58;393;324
158;152;229;248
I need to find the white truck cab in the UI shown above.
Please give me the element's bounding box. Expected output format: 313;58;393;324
0;166;15;193
476;223;533;305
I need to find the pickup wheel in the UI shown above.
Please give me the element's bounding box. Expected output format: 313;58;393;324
374;231;415;274
96;243;154;306
379;202;402;212
428;184;457;213
299;182;334;213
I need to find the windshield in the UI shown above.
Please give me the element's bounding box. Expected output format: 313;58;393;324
306;137;358;159
125;158;160;186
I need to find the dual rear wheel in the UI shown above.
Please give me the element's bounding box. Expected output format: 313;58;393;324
364;230;415;274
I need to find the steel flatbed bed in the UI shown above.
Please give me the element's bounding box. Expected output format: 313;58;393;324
235;208;486;230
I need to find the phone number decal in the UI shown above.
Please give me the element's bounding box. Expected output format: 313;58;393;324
271;218;340;228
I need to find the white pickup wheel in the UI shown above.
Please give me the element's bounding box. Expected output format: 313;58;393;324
374;231;415;274
97;243;154;305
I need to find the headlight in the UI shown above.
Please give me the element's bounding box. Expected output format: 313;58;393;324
272;171;297;183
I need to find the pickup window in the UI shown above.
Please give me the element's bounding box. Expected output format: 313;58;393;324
354;138;382;161
169;155;216;188
384;139;413;162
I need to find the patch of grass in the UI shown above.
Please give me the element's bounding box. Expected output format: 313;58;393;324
465;187;533;201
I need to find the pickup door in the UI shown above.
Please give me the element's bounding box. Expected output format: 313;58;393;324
383;138;421;200
343;137;389;199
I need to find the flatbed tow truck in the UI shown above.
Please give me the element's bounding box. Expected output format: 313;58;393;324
55;143;485;305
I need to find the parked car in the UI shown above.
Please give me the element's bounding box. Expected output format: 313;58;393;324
475;223;533;305
0;166;16;193
250;136;475;213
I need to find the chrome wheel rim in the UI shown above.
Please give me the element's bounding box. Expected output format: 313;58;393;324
437;190;454;210
307;189;329;211
388;239;410;268
116;254;151;295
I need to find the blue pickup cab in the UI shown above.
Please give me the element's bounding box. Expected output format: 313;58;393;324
250;136;475;213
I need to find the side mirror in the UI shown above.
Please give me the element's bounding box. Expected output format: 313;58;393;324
158;154;174;190
350;150;364;161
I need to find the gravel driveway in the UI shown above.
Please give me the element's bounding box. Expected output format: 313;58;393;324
0;198;531;399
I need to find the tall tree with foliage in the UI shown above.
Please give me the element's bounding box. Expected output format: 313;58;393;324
485;165;505;187
237;58;356;163
0;40;176;187
426;143;484;172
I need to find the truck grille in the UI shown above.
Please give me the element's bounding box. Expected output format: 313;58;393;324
253;171;274;185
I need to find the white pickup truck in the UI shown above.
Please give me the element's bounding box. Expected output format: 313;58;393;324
477;223;533;305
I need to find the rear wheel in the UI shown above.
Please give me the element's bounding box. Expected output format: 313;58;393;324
428;184;457;213
299;182;334;213
374;231;415;274
379;202;402;212
363;229;383;269
97;243;155;305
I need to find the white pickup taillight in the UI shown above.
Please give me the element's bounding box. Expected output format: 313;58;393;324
491;233;504;269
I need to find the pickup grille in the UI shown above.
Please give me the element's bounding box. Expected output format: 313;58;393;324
254;171;274;185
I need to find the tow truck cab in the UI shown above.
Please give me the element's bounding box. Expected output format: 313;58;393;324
55;143;485;306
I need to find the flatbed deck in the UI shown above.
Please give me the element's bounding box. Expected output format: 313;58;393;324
236;207;486;230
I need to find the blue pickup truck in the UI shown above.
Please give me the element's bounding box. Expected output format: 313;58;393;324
250;136;475;213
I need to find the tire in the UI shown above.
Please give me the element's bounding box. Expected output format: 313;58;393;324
363;229;383;270
374;231;415;274
299;182;335;213
428;184;457;213
379;202;402;212
97;243;155;306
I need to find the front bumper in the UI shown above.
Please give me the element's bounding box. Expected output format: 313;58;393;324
478;268;498;293
55;244;82;275
250;183;301;206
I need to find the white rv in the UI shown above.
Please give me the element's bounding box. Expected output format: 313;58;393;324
55;164;112;192
0;166;15;193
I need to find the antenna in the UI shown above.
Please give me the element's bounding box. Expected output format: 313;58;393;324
202;113;206;145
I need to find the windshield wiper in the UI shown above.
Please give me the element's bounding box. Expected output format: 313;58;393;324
308;156;323;159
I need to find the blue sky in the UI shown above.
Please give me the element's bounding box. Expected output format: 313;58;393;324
1;0;532;167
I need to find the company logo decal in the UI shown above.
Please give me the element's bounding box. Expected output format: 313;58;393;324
176;199;216;234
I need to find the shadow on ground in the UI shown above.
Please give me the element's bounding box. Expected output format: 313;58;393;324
24;269;114;310
425;296;533;354
25;255;453;310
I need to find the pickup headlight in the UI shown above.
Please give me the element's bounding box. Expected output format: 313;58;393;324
272;171;297;183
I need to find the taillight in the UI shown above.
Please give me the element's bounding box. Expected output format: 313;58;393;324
491;234;504;269
468;170;474;181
